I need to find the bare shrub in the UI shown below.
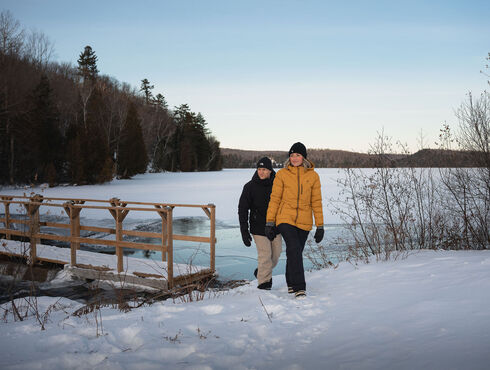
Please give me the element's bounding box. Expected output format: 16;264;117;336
71;275;106;337
335;89;489;261
438;91;489;249
2;295;67;330
304;239;340;270
166;247;219;303
333;131;447;260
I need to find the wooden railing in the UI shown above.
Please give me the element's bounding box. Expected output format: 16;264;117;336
0;195;216;288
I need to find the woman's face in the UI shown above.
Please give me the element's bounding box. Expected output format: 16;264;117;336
290;153;304;167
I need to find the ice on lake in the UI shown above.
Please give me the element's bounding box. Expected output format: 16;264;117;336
0;169;352;280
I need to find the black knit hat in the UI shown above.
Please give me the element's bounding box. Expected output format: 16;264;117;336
288;142;307;159
256;157;273;171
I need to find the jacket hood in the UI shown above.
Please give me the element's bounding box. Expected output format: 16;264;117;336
284;158;315;171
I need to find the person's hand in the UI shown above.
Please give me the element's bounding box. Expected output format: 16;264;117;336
314;226;324;243
240;225;252;247
264;222;276;241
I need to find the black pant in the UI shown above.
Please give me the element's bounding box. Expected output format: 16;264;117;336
278;223;309;292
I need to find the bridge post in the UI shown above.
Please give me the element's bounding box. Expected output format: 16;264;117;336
63;201;82;265
24;194;43;265
166;206;174;288
209;204;216;272
0;196;13;240
154;205;168;262
109;198;129;273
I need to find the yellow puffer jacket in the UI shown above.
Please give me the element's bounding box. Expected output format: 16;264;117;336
266;160;324;231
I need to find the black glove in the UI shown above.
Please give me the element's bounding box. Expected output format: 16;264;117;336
264;222;276;241
314;226;324;243
240;225;252;247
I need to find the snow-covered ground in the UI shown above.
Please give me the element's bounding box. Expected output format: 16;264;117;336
1;249;490;370
1;170;489;369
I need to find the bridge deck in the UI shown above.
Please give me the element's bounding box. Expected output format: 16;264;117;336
0;239;214;290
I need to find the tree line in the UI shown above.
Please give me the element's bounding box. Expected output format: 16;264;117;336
221;147;483;168
0;10;222;186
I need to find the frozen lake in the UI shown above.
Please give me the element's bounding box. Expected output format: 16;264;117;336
0;169;351;280
127;217;350;281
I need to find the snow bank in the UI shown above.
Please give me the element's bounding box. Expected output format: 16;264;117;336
1;250;490;369
0;239;207;279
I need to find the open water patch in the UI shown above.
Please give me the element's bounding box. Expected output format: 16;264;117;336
1;213;350;281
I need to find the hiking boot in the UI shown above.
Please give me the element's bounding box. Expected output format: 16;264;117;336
295;290;306;298
257;280;272;290
288;286;294;294
258;278;272;290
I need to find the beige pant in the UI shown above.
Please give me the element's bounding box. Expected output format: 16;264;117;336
253;234;282;284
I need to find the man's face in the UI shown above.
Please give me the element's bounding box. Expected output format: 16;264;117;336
257;167;271;179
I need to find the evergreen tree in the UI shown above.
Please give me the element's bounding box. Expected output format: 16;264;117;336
195;112;209;134
9;110;33;183
154;93;168;110
206;135;223;171
82;88;112;183
117;102;148;178
192;121;211;171
77;45;99;129
77;45;98;82
169;104;192;171
29;74;63;183
173;104;193;125
171;104;222;172
65;115;85;184
0;92;9;183
3;74;62;184
140;78;154;105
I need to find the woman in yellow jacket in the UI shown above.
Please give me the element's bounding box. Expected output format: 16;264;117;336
265;142;324;298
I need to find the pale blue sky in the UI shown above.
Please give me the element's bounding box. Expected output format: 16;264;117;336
3;0;489;152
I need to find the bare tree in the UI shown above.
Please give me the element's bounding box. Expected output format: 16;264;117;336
438;90;490;249
24;29;55;69
332;129;459;262
456;92;490;167
0;10;24;58
0;10;27;184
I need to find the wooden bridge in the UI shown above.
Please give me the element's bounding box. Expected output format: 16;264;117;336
0;194;216;290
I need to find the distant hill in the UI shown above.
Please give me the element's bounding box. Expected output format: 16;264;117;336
394;149;483;168
221;148;482;168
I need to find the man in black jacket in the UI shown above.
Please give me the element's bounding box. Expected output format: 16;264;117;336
238;157;282;290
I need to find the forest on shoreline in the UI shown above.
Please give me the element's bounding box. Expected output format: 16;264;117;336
0;10;222;186
222;147;484;168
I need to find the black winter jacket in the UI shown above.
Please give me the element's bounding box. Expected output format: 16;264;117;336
238;170;275;236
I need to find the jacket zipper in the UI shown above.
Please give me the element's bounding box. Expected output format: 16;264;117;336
295;168;300;224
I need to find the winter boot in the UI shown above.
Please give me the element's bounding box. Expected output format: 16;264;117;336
294;290;306;298
258;278;272;290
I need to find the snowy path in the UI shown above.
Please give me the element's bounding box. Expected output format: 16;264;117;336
1;249;490;369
